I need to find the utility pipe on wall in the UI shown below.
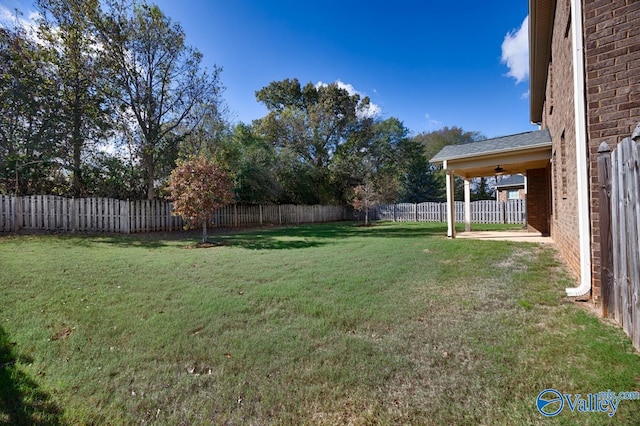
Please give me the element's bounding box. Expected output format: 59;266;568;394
566;0;592;297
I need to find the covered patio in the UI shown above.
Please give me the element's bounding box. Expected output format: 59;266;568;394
430;130;553;238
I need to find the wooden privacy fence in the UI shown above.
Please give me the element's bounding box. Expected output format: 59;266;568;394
0;195;350;233
597;125;640;351
0;195;526;234
0;196;185;233
213;204;349;228
372;200;526;224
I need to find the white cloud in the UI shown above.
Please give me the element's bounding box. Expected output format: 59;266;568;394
0;5;41;39
315;80;382;119
0;5;20;27
424;113;442;130
501;16;529;84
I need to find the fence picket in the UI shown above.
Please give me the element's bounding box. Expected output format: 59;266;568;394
0;195;12;231
629;140;640;349
353;200;525;224
599;129;640;351
1;196;529;235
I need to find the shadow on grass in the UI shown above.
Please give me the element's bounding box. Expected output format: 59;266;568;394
216;235;327;250
13;221;455;251
0;327;62;425
275;221;451;240
212;222;452;250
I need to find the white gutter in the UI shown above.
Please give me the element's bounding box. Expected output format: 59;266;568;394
566;0;592;297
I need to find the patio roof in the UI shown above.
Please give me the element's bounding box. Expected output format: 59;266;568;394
430;129;552;178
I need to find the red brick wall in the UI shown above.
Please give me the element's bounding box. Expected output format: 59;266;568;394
583;0;640;302
526;167;551;236
541;1;582;278
534;0;640;301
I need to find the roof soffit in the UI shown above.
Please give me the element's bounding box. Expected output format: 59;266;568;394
529;0;556;124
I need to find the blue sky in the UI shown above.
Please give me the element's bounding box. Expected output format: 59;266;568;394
1;0;534;139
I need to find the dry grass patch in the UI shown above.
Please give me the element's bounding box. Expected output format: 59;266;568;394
1;223;639;424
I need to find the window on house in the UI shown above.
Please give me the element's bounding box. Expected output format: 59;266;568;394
507;190;520;200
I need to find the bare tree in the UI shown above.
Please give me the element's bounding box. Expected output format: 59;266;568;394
98;1;223;199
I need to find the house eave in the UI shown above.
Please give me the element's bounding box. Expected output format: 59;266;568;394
443;147;551;179
430;142;552;165
529;0;555;124
495;184;526;190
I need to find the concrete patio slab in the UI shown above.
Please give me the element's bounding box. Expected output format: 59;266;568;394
456;231;554;244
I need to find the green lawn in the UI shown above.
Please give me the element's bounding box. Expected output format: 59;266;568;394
1;222;639;425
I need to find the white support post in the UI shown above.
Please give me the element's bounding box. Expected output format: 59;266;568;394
445;162;456;238
464;179;471;232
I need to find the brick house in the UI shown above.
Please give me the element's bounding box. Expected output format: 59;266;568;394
530;0;640;300
431;130;552;236
432;0;640;303
495;175;526;201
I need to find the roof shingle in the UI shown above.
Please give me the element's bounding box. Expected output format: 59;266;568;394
495;174;525;188
430;129;552;163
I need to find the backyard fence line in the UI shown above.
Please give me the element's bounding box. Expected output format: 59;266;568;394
0;195;526;234
598;132;640;351
0;195;351;233
371;200;526;224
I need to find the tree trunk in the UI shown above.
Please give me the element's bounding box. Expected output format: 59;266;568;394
72;84;84;197
143;148;156;200
72;127;83;197
202;220;207;244
146;175;156;200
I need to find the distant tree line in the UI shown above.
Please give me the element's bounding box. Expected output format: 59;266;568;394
1;0;496;203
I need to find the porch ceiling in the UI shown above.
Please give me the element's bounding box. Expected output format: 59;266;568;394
430;129;552;179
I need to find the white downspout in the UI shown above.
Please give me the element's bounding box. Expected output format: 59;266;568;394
566;0;592;297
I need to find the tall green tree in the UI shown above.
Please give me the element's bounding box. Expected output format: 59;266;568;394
36;0;113;196
255;78;372;204
98;1;223;199
471;177;495;201
412;126;486;202
364;118;409;202
0;24;62;195
226;123;280;204
333;117;415;204
178;102;230;160
398;142;443;203
80;150;146;199
415;126;484;160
